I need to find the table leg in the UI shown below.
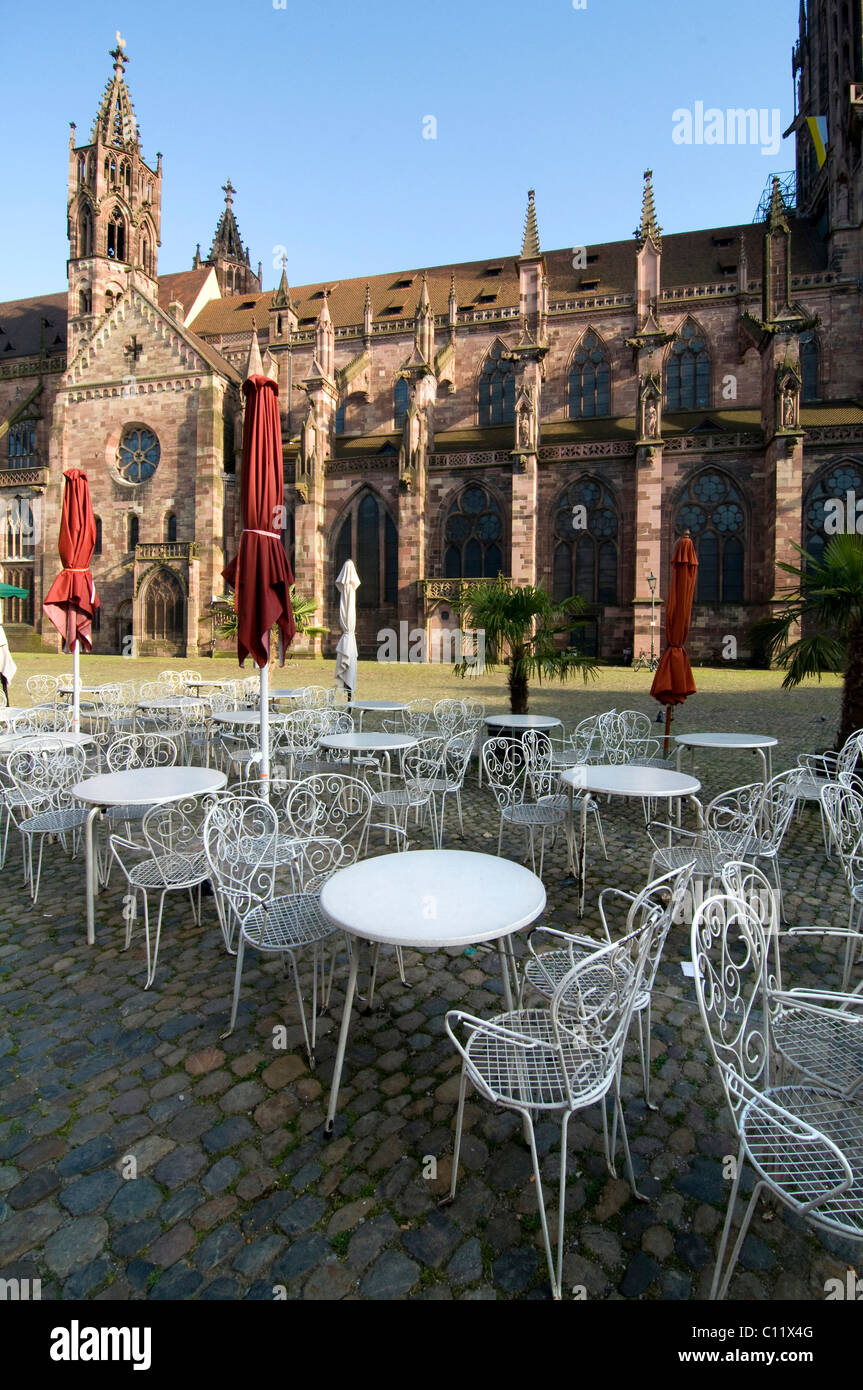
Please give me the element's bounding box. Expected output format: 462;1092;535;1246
325;940;361;1135
577;795;589;917
496;936;515;1013
84;805;100;946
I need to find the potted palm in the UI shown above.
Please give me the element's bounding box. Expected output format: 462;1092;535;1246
455;578;598;713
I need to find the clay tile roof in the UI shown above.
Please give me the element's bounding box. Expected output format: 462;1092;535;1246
188;216;828;341
0;292;68;358
157;268;212;315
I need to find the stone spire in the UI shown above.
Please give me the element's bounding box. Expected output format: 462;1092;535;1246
363;283;373;344
413;272;434;364
245;323;263;379
521;189;541;258
203;181;261;297
272;253;293;310
92;34;140;147
448;273;457;343
766;174;789;231
635;170;662;251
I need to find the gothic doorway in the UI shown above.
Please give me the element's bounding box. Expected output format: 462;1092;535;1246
117;599;133;656
141;567;185;654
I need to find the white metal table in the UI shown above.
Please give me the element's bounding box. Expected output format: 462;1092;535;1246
674;731;777;786
0;731;97;757
270;688;310;701
320;849;547;1131
347;699;408;731
480;713;563;784
73;766;227;946
0;707;30;725
317;730;416;776
559;763;701;915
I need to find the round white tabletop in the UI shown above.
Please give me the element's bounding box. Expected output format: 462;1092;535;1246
321;849;546;949
269;688;308;700
136;696;202;712
486;714;562;730
184;679;230;693
318;732;417;753
73;766;227;808
675;732;777;751
348;700;408;713
0;732;96;756
0;707;30;724
560;764;701;798
211;709;292;726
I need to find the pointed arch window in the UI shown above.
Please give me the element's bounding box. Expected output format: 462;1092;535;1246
805;460;863;570
93;517;102;556
667;320;711;410
479;341;515;426
676;470;745;602
107;208;126;261
333;491;398;608
443;484;504;579
800;331;819;402
7;420;36;468
569;332;611;419
143;568;185;647
78;287;92;315
393;377;409;430
552;479;619;606
77;153;87;184
164;512;177;543
78;204;93;258
128;514;139;551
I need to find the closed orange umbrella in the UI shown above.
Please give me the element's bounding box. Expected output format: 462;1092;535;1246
651;532;698;753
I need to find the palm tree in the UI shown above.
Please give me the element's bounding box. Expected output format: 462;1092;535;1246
455;579;598;714
750;532;863;746
217;585;328;647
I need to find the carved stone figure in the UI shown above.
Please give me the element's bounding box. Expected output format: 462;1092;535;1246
782;389;796;428
518;409;532;450
646;401;658;438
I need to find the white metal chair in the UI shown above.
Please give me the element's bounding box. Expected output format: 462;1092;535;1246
483;733;584;879
203;796;345;1066
26;674;60;705
366;740;444;850
9;746;89;902
817;782;863;989
691;890;863;1300
521;862;695;1109
109;797;213;988
427;733;474;844
794;730;863;855
446;913;658;1300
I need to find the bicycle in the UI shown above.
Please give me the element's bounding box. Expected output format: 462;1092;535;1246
632;650;659;673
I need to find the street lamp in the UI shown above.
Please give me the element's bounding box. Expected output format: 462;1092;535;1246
647;571;657;664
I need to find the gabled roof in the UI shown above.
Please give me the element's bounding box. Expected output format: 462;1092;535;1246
0;293;67;358
188;217;829;340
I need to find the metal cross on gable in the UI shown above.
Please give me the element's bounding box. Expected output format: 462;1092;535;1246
124;335;143;365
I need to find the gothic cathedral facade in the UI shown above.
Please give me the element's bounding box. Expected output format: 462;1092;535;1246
2;6;863;664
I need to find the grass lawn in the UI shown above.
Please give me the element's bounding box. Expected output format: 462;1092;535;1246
6;647;843;750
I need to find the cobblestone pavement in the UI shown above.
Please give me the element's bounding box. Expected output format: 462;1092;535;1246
1;684;859;1302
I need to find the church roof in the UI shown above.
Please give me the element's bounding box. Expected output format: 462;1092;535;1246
188;217;829;339
157;268;215;318
0;293;68;358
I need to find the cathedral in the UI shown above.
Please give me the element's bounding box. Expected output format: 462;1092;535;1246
2;5;863;664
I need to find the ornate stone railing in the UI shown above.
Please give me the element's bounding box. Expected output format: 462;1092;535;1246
0;467;48;488
135;542;199;561
419;577;511;603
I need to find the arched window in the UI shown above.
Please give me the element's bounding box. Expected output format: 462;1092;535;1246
0;567;33;624
333;491;398;608
164;512;177;543
93;517;102;556
78;204;93;258
667;319;711;410
393;378;409;430
105;291;115;313
78;287;92;315
479;341;515;426
7;421;36;467
569;331;611;419
128;514;139;551
443;483;504;579
804;459;863;569
552;479;619;606
676;470;746;602
143;568;185;647
107;208;126;261
77;153;87;184
800;332;819;402
335;396;362;436
335;402;346;435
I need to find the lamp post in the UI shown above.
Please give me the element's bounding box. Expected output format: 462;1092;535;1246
648;571;657;665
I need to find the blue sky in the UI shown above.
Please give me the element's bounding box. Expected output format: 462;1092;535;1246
2;0;801;300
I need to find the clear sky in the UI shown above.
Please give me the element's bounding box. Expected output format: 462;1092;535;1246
1;0;801;300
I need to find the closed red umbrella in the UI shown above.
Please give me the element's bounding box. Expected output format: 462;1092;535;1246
222;374;295;794
651;532;698;754
43;468;100;734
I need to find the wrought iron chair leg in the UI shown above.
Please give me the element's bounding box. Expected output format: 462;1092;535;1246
222;936;246;1037
712;1152;762;1301
448;1068;469;1201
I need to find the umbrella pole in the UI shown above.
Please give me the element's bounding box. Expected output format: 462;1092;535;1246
72;640;80;736
663;705;672;757
259;662;269;800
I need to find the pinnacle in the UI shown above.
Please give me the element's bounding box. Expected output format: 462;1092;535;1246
521;189;541;258
636;169;662;250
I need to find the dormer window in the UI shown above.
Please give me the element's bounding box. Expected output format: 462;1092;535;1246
484;265;504;277
392;277;414;290
579;278;600;290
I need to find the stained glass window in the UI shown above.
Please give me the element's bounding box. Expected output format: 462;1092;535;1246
675;470;745;602
667;319;711;410
569;331;611;419
118;426;160;483
443;484;504;578
333;491;398;610
478;342;515;426
552;478;619;605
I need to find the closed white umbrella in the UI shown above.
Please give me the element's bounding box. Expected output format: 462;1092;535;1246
334;560;360;701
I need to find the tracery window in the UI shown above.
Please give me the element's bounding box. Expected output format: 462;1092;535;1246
117;426;160;484
805;460;863;568
552;479;618;606
443;484;504;579
478;341;515;426
568;332;611;419
333;491;397;608
667;319;711;410
676;470;745;602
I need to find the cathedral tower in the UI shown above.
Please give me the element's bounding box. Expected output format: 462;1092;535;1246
66;37;162;358
194;181;262;296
